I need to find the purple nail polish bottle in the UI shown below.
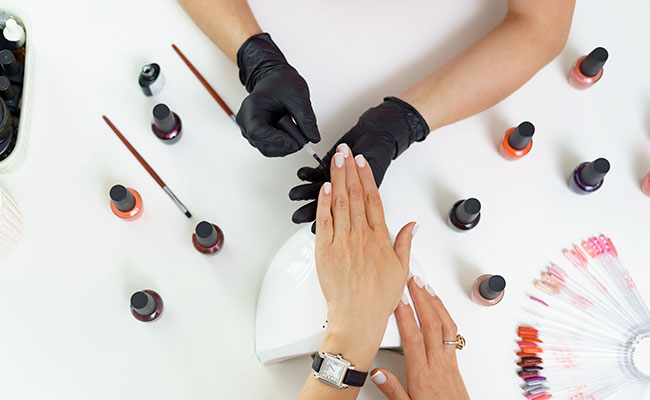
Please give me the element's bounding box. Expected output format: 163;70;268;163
569;158;610;194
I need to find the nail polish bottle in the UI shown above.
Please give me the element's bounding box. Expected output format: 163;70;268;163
192;220;224;255
471;274;506;306
130;290;163;322
0;76;20;114
448;198;481;231
0;98;15;160
569;158;610;194
2;18;25;61
151;104;182;143
139;63;165;96
568;47;608;89
109;184;143;220
642;172;650;197
500;121;534;160
0;49;23;85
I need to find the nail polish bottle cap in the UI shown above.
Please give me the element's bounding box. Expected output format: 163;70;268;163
110;184;136;212
508;121;535;150
2;19;24;43
140;63;160;82
0;76;15;101
0;49;19;76
479;275;506;300
580;47;608;77
152;104;177;134
454;198;481;225
579;158;610;186
130;291;156;316
196;221;219;248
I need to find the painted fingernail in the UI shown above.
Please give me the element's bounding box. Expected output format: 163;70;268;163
334;152;344;168
354;154;366;168
414;275;425;288
323;182;331;195
336;143;350;158
401;293;409;305
411;223;419;237
370;370;387;385
425;284;437;297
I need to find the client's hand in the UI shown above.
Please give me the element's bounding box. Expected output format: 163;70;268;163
370;277;470;400
314;143;417;371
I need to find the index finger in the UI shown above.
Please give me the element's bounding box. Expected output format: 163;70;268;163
355;154;387;232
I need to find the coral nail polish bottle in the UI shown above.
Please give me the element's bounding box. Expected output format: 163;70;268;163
569;158;610;194
130;290;163;322
471;274;506;306
448;198;481;232
500;121;534;160
642;172;650;197
151;104;182;143
109;184;143;220
568;47;608;89
192;221;224;254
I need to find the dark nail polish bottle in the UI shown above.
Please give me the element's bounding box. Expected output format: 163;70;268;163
569;47;608;89
448;198;481;231
471;274;506;306
0;49;23;85
0;76;20;114
130;290;163;322
0;98;15;160
109;184;143;220
500;121;534;160
192;220;224;255
569;158;610;194
151;104;182;143
139;63;165;96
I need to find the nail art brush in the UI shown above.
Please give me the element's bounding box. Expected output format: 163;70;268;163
102;116;192;218
171;44;328;172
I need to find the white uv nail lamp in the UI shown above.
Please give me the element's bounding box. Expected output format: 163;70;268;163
255;225;427;365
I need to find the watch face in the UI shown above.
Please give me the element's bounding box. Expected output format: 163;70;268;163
317;354;350;387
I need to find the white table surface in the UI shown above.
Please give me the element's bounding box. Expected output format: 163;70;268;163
1;0;650;399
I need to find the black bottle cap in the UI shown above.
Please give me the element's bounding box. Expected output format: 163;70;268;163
454;198;481;225
507;121;535;150
110;184;136;212
195;221;219;248
479;275;506;300
152;104;177;134
130;291;156;316
140;63;160;83
579;47;608;77
0;76;15;101
0;49;19;76
579;158;610;186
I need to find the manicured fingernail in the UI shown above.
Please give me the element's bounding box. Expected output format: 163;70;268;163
336;143;350;157
414;275;425;288
334;152;344;168
425;284;437;297
371;370;387;385
401;293;409;305
411;223;419;237
323;182;331;195
354;154;366;168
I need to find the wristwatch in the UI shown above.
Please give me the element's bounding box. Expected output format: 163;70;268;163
311;352;368;389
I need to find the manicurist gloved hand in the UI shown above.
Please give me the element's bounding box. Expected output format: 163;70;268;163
289;97;429;226
237;33;320;157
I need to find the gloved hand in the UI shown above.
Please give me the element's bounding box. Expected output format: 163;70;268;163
236;33;320;157
289;96;430;228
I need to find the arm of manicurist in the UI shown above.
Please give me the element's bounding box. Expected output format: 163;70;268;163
177;0;320;158
290;0;576;226
176;0;262;63
400;0;576;130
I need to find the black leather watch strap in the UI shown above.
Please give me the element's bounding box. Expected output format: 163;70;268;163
312;353;324;372
343;369;368;387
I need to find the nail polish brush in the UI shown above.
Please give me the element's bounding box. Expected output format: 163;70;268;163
171;44;327;171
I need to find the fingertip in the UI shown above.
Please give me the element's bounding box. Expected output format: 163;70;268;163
322;182;332;195
370;369;388;385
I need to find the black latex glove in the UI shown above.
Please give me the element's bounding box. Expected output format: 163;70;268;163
236;33;320;157
289;96;430;229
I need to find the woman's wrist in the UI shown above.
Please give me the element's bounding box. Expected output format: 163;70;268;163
320;319;388;371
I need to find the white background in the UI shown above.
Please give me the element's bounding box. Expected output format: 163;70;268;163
1;0;649;399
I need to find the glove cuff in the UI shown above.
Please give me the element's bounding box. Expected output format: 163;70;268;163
237;33;288;93
364;97;430;159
